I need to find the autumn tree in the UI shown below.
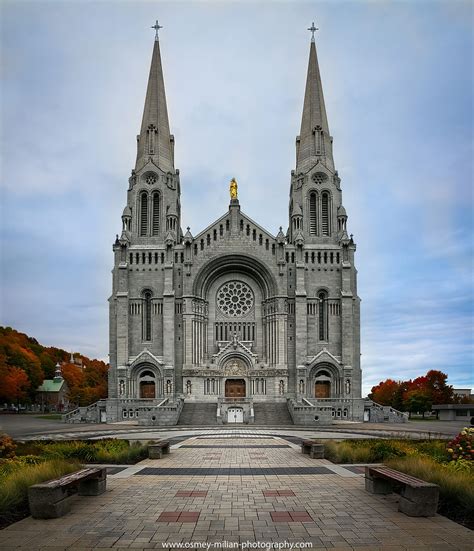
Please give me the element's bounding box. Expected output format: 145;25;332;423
0;366;31;406
369;379;402;406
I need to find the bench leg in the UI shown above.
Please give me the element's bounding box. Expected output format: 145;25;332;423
149;449;163;459
398;496;437;517
79;478;107;496
29;497;73;519
365;476;392;495
163;446;170;454
301;445;309;455
309;446;324;459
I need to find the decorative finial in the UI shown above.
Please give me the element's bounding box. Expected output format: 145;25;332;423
308;21;318;42
229;177;238;200
151;20;163;41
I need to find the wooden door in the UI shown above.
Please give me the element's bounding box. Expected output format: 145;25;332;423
315;381;330;398
140;382;155;399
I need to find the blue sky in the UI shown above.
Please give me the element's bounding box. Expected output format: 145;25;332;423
1;0;472;395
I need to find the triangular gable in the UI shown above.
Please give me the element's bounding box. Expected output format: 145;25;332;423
307;348;342;367
129;348;164;369
194;209;276;241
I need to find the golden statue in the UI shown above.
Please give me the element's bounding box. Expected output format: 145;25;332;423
229;177;238;199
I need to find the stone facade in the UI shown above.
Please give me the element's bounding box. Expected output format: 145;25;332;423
106;33;362;424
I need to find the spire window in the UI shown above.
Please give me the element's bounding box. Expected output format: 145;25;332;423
152;192;160;236
321;192;330;236
139;192;148;236
309;192;317;235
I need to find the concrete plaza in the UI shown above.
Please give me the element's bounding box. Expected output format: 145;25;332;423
0;432;472;550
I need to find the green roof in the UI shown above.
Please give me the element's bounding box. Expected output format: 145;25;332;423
37;379;65;393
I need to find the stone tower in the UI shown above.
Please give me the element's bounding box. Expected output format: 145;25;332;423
105;27;362;425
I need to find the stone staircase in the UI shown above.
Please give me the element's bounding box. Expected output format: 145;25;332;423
253;402;293;425
177;402;219;425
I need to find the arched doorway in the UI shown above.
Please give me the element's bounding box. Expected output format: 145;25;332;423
225;379;246;398
139;370;156;399
315;380;330;398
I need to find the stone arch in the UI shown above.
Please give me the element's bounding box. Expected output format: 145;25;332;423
192;254;278;300
130;362;163;399
309;362;340;399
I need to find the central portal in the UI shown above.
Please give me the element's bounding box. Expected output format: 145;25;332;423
225;379;246;398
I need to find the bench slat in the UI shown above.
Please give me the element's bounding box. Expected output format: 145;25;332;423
33;468;103;489
367;466;436;488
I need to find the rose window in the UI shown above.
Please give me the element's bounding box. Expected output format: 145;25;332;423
146;174;157;185
217;281;254;317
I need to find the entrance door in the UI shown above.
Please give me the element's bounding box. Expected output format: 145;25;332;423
225;379;246;398
315;381;330;398
228;408;244;423
140;381;155;399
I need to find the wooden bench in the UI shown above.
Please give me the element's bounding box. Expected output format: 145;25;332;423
28;467;106;519
148;440;170;459
365;466;439;517
301;439;324;459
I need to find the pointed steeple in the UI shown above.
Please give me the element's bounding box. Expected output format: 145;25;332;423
296;30;334;173
136;28;174;173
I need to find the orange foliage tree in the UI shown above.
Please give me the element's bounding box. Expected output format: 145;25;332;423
0;327;109;407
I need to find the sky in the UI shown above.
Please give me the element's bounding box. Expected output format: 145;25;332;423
1;0;473;396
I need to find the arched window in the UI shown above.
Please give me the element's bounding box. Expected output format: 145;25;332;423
309;193;317;235
140;192;148;236
152;192;160;236
318;291;328;341
321;192;330;236
142;290;152;341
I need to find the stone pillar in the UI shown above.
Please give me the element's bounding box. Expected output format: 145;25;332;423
294;261;307;394
162;263;175;374
229;198;240;236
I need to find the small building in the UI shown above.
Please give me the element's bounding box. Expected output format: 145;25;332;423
432;404;474;422
453;388;473;400
36;363;69;412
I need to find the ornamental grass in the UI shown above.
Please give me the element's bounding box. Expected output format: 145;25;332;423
0;458;81;527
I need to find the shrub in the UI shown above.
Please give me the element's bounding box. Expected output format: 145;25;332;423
14;438;149;465
0;434;16;459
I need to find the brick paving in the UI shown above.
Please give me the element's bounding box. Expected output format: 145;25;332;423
0;435;472;550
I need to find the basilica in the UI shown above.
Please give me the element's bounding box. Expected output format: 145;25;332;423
104;25;364;425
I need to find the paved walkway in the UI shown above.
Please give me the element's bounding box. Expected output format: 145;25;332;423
0;435;472;550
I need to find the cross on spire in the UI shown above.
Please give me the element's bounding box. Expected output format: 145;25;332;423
308;21;318;42
151;20;163;41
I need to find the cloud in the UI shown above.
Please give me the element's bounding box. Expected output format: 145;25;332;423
0;1;472;395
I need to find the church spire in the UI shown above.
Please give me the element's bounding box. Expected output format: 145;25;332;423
136;22;174;173
296;25;334;173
